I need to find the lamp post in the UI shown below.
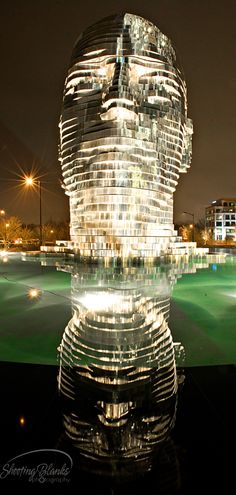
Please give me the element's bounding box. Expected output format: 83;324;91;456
5;223;9;247
183;211;195;242
0;210;7;248
39;180;42;246
25;177;43;246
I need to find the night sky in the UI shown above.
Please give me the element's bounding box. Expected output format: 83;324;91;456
1;0;236;225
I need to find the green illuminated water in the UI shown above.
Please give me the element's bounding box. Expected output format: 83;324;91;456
170;257;236;366
0;253;235;366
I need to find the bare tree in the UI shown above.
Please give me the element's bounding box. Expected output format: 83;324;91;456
0;216;22;247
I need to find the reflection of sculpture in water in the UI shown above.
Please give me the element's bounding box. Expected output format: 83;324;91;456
59;13;193;258
57;258;212;485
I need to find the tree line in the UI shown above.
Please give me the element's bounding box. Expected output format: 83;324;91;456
0;215;69;248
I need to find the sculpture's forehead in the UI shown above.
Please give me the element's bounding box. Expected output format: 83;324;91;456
72;13;178;69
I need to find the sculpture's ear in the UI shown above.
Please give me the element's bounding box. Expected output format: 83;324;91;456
180;118;193;173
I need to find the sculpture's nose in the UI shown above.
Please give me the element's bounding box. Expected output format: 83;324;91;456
101;59;136;120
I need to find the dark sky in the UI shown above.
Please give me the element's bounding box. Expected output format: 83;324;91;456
1;0;236;225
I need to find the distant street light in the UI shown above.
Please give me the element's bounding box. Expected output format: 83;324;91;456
24;176;42;246
25;177;34;187
183;211;195;242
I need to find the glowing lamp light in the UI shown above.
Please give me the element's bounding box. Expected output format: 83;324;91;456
25;176;34;186
19;416;26;427
28;288;41;300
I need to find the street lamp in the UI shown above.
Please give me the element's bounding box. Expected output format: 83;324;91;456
0;210;7;248
24;176;42;246
5;222;9;248
183;211;195;242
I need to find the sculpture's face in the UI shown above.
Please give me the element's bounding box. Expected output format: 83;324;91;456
66;51;186;121
67;55;186;147
60;14;193;256
61;15;192;195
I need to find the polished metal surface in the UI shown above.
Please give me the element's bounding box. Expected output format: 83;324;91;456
60;14;193;258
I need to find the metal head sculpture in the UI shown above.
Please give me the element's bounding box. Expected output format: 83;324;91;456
59;13;193;258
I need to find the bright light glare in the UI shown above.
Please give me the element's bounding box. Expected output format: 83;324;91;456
25;176;34;186
78;292;122;311
19;416;26;427
224;292;236;298
0;251;7;257
28;288;40;299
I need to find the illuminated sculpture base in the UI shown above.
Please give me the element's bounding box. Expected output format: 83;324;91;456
70;233;177;258
46;238;208;260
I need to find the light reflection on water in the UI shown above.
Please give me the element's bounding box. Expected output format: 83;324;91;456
56;255;223;481
0;252;229;486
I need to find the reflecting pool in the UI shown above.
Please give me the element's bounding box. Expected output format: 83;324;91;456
0;253;235;492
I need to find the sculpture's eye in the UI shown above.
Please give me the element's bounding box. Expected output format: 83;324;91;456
128;64;151;84
140;72;182;107
65;66;109;98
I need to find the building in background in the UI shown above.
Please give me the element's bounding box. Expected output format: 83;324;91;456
205;198;236;241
